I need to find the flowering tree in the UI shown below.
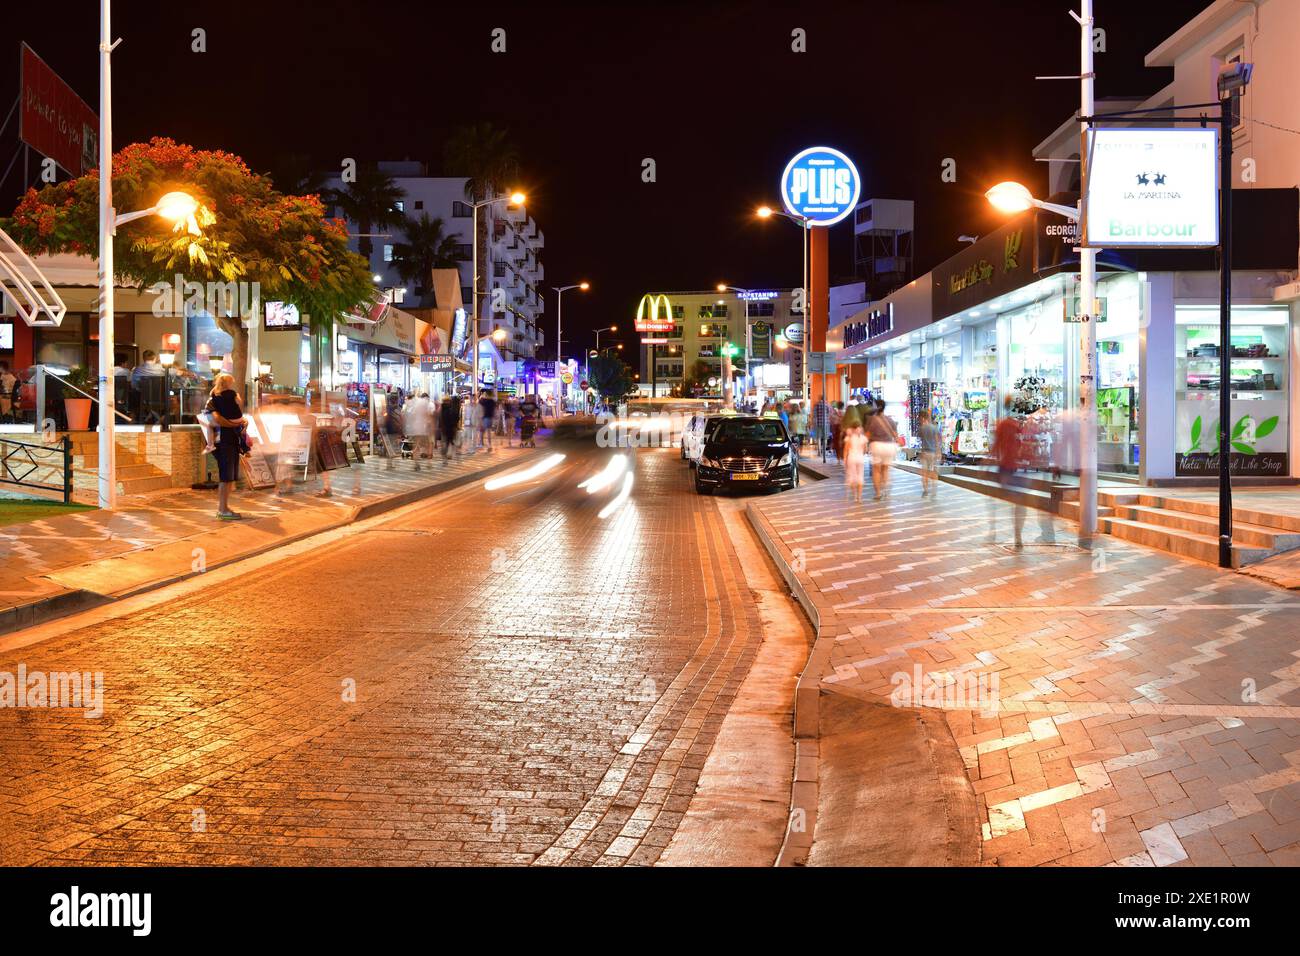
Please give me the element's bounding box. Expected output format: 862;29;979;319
2;137;375;394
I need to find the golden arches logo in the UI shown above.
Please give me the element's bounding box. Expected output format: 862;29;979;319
635;293;674;331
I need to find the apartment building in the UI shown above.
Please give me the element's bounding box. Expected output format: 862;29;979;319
322;161;546;364
637;288;802;400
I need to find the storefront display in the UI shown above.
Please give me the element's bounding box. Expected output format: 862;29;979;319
1174;306;1289;477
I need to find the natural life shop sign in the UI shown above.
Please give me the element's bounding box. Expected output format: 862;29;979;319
1176;399;1288;477
1084;128;1218;248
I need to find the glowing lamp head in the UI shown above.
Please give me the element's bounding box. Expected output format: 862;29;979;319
492;328;507;342
985;181;1034;214
158;349;177;368
756;206;773;219
717;283;728;292
155;191;198;223
509;191;526;205
579;281;590;291
209;355;224;373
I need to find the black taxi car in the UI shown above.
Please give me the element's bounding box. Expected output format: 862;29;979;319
693;416;799;494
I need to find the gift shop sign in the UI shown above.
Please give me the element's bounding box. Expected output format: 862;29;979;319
1084;128;1218;248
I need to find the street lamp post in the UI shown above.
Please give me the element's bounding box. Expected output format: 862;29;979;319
589;325;617;384
552;281;589;416
97;3;202;511
470;190;525;400
756;207;810;403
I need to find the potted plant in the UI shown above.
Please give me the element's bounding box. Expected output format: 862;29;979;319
62;366;94;431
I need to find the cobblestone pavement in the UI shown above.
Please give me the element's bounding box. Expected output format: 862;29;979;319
0;444;524;616
751;466;1300;867
0;442;768;866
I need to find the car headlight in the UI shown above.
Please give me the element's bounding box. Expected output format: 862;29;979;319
777;453;792;466
700;456;721;469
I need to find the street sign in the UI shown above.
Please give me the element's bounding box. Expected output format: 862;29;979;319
781;146;861;227
561;371;574;384
580;380;589;391
1083;127;1219;248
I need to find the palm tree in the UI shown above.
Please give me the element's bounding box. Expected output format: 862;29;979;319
443;124;521;322
327;163;407;261
389;215;461;308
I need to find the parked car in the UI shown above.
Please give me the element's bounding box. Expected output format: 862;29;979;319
694;416;799;494
681;413;727;467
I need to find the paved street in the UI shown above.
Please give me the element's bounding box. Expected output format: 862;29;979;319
751;464;1300;867
0;440;783;866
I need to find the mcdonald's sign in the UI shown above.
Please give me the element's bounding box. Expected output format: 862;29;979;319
635;293;676;333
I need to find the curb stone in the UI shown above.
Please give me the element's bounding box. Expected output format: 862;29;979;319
0;451;540;637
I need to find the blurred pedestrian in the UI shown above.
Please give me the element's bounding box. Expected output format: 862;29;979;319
866;398;899;501
830;401;844;461
842;406;867;504
989;396;1056;547
404;391;433;468
917;409;941;497
790;403;808;449
811;396;831;460
477;390;498;451
439;394;462;458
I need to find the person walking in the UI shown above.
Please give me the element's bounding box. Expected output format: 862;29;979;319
439;393;462;458
811;396;831;461
477;390;498;451
0;362;16;424
866;398;899;501
829;401;844;461
205;373;247;520
989;396;1056;547
789;403;808;450
917;409;941;497
404;391;433;468
842;407;868;504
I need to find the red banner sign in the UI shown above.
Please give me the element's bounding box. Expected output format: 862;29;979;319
19;43;99;177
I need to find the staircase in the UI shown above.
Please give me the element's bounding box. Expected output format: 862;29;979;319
65;432;173;500
1099;490;1300;568
901;461;1300;568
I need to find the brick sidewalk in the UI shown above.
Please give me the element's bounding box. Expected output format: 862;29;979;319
750;465;1300;867
0;442;532;631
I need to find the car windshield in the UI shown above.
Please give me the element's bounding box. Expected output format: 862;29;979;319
713;420;786;442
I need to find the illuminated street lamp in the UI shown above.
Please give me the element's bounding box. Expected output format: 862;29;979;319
469;190;526;394
553;280;589;415
755;206;811;403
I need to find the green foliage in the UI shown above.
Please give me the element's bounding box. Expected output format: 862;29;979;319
588;354;637;402
325;163;407;260
3;138;376;331
390;214;461;305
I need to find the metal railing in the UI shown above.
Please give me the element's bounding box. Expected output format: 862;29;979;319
0;434;72;503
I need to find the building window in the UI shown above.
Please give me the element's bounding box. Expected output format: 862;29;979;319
748;302;775;317
462;286;472;304
383;244;394;262
454;243;472;260
414;200;424;210
452;201;473;217
671;305;684;319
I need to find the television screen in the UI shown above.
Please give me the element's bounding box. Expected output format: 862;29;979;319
264;301;301;330
0;323;13;350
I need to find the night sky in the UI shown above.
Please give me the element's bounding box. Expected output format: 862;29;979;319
3;0;1212;353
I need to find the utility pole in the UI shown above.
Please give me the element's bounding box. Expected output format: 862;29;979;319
1076;0;1099;545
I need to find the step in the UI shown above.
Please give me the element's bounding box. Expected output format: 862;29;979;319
1113;504;1300;552
1100;489;1300;536
941;472;1062;513
952;465;1078;500
117;474;175;496
1100;516;1272;568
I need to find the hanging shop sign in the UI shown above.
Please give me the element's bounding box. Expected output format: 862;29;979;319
1084;127;1219;248
635;293;676;333
736;290;780;301
419;353;453;373
780;146;861;227
783;322;804;343
20;44;98;177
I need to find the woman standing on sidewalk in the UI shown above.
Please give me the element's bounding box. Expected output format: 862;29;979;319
206;373;247;520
